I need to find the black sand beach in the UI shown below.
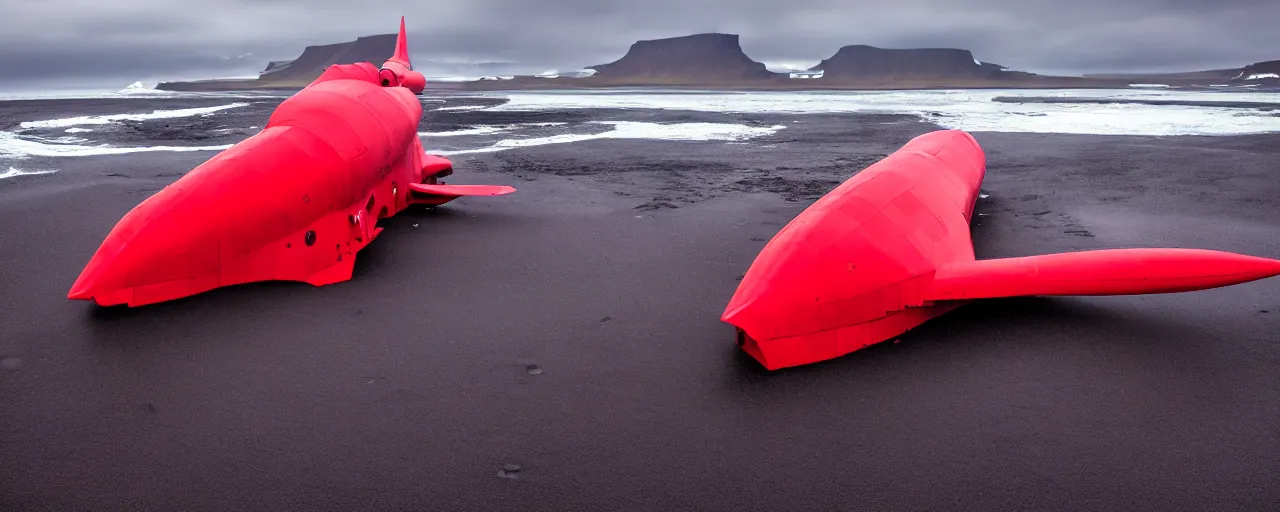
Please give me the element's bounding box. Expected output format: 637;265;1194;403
1;97;1278;511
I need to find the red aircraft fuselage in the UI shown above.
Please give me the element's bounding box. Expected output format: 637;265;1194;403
68;17;513;307
723;130;1280;370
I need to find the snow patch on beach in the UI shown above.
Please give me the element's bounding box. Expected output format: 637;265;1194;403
432;121;785;155
19;103;250;129
0;131;231;158
0;167;58;180
486;89;1280;136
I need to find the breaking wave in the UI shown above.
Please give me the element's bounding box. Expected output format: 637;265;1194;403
482;89;1280;136
0;167;58;180
419;126;511;137
418;122;567;138
0;131;231;158
430;121;785;155
115;81;177;97
19;103;251;129
435;105;492;112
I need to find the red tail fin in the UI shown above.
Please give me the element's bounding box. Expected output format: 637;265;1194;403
390;16;412;69
925;248;1280;301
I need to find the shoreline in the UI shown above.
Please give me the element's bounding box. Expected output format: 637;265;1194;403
151;75;1259;94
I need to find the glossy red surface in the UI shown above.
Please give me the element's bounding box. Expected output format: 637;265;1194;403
67;18;515;307
723;130;1280;370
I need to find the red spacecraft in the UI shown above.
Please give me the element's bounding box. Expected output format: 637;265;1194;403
722;130;1280;370
68;17;515;307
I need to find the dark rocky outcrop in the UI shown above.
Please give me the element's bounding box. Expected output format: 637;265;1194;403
256;34;395;82
811;45;1002;79
587;33;778;81
158;33;396;91
1233;60;1280;82
260;60;295;74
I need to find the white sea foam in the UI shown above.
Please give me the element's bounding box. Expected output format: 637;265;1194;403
483;89;1280;136
0;131;231;158
64;127;94;133
419;126;511;137
434;105;492;112
418;122;568;138
26;135;90;145
19;103;250;129
0;89;284;101
431;121;785;155
427;76;486;82
115;81;177;96
1245;73;1279;80
0;167;58;180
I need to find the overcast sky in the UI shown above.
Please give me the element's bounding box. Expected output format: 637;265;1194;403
1;0;1277;87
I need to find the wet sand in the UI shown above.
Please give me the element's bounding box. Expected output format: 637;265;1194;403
1;107;1278;511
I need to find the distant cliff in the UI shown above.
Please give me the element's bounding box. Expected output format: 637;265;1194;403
258;34;396;82
158;34;396;91
1083;69;1240;81
158;29;1264;93
811;45;1005;79
587;33;779;82
1079;60;1277;87
1233;60;1280;81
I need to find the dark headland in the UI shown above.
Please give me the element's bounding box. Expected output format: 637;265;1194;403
1233;60;1280;84
586;33;777;82
157;31;1279;92
157;34;397;92
459;35;1117;90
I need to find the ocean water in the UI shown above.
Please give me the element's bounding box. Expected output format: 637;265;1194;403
2;86;1279;180
481;88;1280;136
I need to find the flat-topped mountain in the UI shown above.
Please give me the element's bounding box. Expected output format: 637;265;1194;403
587;33;778;82
811;45;1005;79
155;28;1275;92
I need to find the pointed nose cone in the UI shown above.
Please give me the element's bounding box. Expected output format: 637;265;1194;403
66;198;219;306
66;159;239;306
67;277;93;301
68;214;149;304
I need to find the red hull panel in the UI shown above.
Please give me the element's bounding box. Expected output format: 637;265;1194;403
723;130;1280;370
68;18;513;307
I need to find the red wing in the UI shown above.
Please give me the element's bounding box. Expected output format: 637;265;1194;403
926;248;1280;301
408;183;516;197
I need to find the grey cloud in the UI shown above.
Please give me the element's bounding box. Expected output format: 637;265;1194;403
0;0;1277;85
